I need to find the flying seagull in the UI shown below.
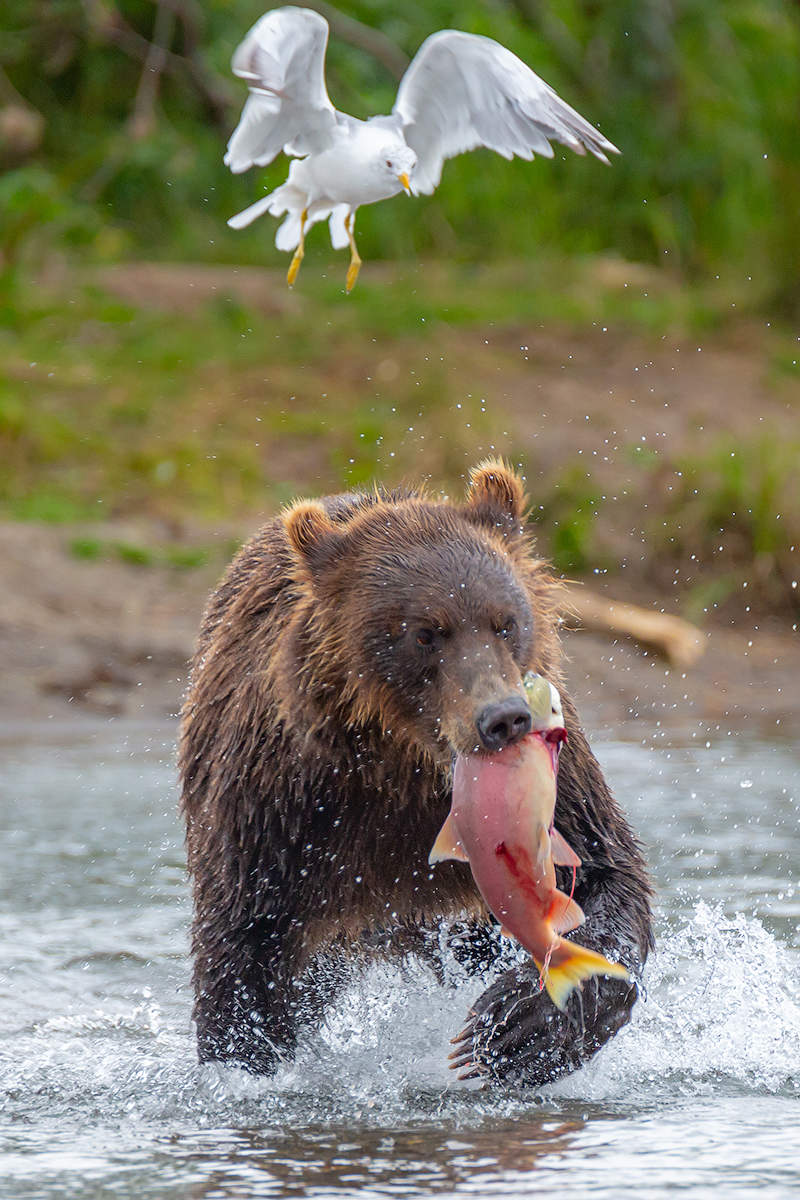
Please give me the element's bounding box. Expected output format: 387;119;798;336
224;6;618;291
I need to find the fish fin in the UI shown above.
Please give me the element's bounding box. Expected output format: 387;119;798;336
535;824;551;875
550;889;585;935
550;826;581;869
541;942;631;1012
428;812;469;865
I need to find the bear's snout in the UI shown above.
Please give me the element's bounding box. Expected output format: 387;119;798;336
475;696;532;752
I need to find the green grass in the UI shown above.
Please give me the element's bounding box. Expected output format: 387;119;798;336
68;536;220;570
3;255;712;525
0;255;760;523
2;257;798;616
647;435;800;617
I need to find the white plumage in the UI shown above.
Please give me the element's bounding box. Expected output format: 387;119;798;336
224;6;618;290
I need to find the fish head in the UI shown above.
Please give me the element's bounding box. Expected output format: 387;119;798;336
523;672;567;772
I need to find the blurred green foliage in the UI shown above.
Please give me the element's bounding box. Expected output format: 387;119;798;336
69;534;213;567
2;1;799;619
2;0;800;306
2;260;797;617
654;436;800;613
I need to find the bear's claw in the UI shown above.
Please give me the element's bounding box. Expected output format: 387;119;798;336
448;1018;487;1078
447;957;639;1086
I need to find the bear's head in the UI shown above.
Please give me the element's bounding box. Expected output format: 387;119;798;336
282;460;563;763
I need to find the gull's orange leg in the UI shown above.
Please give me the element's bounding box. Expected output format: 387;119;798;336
344;212;361;293
287;208;307;287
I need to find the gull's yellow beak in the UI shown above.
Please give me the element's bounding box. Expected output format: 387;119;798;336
398;171;412;195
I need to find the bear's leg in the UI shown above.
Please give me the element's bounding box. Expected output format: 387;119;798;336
444;919;504;978
192;917;303;1075
293;949;360;1028
447;879;646;1086
354;921;504;985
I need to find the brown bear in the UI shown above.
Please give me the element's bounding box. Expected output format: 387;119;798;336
179;460;652;1084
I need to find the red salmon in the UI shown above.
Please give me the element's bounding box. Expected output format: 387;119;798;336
430;679;630;1010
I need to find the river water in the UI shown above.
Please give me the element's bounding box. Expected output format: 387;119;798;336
1;712;798;1199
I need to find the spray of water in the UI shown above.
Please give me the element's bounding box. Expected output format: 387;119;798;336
2;902;797;1140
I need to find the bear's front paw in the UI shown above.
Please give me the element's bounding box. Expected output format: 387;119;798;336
448;963;567;1084
448;961;636;1087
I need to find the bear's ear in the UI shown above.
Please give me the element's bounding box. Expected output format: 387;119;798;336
284;500;345;575
465;459;527;536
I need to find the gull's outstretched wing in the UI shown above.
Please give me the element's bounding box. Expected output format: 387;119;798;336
224;7;338;175
393;31;618;194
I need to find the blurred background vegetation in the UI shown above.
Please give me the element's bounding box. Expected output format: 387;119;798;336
4;0;800;288
1;0;798;620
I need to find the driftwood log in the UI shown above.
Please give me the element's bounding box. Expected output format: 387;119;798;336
563;587;706;668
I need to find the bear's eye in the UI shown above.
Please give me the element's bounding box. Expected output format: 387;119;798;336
495;617;517;640
415;627;436;648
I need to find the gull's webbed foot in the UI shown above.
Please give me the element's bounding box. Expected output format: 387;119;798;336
287;246;304;287
344;211;361;293
345;253;362;294
286;208;307;288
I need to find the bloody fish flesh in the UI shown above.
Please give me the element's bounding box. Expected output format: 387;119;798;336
430;675;630;1010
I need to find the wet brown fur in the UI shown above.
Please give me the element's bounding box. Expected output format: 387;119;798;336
180;461;652;1080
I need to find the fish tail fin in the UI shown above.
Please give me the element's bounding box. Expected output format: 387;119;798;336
537;941;631;1012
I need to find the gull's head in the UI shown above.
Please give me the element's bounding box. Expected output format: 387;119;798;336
380;143;417;196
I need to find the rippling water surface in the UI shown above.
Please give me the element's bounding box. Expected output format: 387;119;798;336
1;715;798;1198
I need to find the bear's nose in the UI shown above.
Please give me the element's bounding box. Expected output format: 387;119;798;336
475;698;532;752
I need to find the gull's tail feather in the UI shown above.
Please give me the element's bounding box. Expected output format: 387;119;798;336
228;180;307;242
275;200;350;252
227;193;276;231
277;207;338;251
275;210;303;252
228;188;353;254
328;205;350;250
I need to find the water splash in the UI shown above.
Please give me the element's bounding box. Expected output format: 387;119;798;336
285;901;800;1114
544;901;800;1103
2;905;798;1137
222;902;800;1119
